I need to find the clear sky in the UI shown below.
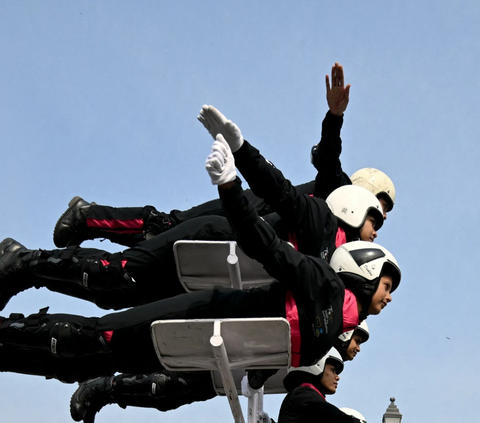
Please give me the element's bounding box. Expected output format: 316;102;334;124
1;1;479;422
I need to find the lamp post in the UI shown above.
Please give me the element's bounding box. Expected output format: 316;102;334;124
382;397;402;423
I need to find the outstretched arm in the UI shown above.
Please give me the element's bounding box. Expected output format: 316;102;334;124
205;135;284;262
206;139;344;369
200;105;310;229
205;137;335;297
311;62;352;199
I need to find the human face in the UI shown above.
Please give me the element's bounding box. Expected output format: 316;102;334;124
344;334;363;361
359;215;377;242
378;198;389;220
368;275;393;315
320;363;340;395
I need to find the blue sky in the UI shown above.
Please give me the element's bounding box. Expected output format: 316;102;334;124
1;1;480;422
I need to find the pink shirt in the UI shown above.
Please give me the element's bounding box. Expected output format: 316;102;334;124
342;289;359;332
335;227;347;248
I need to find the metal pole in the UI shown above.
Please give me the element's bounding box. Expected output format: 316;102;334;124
210;321;245;423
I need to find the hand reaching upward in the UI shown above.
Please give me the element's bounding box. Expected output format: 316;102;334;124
198;105;244;153
325;62;351;116
205;134;237;186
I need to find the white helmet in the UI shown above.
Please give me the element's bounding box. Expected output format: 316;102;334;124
326;185;384;231
354;320;370;342
350;168;396;212
330;241;401;318
284;348;343;392
330;240;401;291
340;407;367;423
336;320;370;358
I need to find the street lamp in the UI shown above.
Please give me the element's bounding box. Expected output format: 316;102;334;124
382;397;402;423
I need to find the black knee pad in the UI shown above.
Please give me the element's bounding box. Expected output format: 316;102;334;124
81;253;135;291
49;319;109;359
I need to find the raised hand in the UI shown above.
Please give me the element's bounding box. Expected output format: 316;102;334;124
205;134;237;185
325;62;351;116
198;105;244;152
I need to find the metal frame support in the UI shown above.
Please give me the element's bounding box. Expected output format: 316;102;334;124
210;320;245;423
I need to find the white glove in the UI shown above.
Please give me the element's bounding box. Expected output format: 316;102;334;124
205;134;237;185
198;105;245;153
259;412;271;423
241;375;260;398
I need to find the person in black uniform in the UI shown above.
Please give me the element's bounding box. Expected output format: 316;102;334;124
278;348;363;423
66;320;370;421
52;63;394;250
66;65;385;422
335;320;370;362
0;136;401;390
67;323;371;422
0;108;384;312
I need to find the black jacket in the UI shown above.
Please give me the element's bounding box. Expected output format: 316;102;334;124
234;140;338;262
278;386;361;423
311;111;352;199
219;179;345;366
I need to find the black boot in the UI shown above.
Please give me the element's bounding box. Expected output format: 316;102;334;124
53;196;93;248
34;249;139;310
0;238;43;310
70;372;188;422
247;368;279;389
70;376;116;422
0;238;97;310
0;308;111;359
0;237;139;310
0;340;115;383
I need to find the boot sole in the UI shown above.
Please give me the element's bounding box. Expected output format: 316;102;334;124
53;196;84;248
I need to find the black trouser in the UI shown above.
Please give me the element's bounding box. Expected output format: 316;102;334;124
84;181;315;247
0;343;115;383
44;215;237;309
0;284;286;382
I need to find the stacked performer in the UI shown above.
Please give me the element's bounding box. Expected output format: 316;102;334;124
0;63;397;423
